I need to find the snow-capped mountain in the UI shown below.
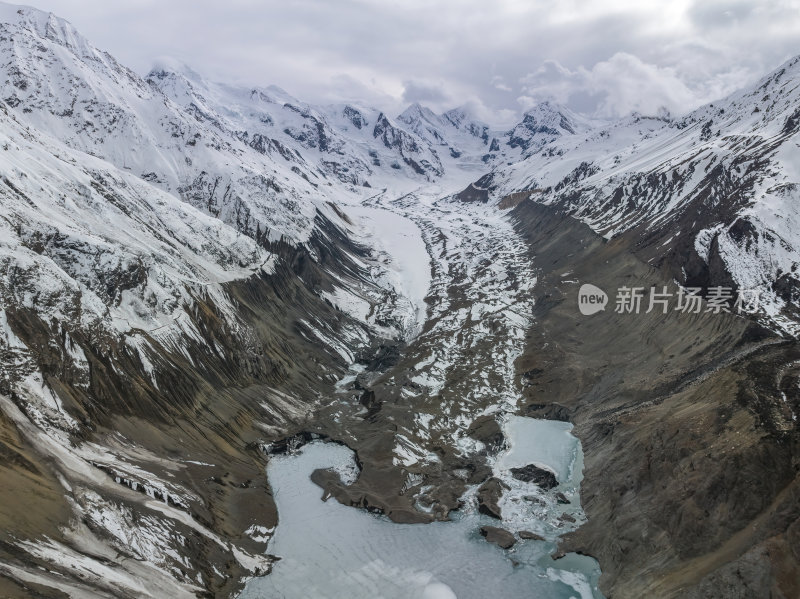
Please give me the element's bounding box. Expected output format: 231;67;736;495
504;100;598;156
1;2;799;598
0;5;323;244
396;102;502;165
479;57;800;335
0;4;524;249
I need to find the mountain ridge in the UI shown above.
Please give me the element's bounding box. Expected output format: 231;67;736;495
0;3;798;598
476;53;800;336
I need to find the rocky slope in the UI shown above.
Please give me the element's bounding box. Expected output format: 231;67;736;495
484;55;800;336
1;2;799;598
0;86;390;595
462;56;800;598
0;4;463;596
0;4;566;596
510;202;798;598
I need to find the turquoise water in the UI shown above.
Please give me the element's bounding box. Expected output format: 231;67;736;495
240;419;604;599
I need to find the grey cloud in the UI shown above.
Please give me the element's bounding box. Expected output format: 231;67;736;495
519;54;700;118
687;0;758;28
402;80;450;105
21;0;800;124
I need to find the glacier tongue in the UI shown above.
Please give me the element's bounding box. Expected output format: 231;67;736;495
1;3;800;598
342;204;432;339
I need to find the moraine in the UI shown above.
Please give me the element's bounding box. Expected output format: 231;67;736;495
240;194;604;598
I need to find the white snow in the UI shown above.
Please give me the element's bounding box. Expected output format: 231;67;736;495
346;205;432;338
0;4;798;597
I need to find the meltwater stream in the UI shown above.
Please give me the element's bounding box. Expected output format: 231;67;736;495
240;417;603;599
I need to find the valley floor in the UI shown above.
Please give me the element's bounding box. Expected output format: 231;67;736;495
2;180;798;599
276;188;606;595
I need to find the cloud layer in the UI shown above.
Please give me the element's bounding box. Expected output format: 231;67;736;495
26;0;800;124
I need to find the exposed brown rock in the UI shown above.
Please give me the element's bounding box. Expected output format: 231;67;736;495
510;464;559;490
476;477;509;519
558;513;576;524
511;200;800;598
466;415;505;453
0;224;386;598
480;525;516;549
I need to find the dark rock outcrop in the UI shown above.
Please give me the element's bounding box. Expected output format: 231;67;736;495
467;415;505;454
518;530;546;541
476;477;509;519
480;525;516;549
510;464;558;490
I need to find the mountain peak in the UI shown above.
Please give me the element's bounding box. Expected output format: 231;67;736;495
146;59;205;106
398;102;440;125
442;104;491;130
0;3;58;29
147;57;204;82
518;100;595;135
442;105;471;126
521;99;569;119
0;2;92;54
504;101;588;152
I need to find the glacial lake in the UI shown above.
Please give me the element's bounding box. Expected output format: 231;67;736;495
239;417;604;599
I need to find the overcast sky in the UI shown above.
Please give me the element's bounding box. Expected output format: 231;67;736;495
23;0;800;125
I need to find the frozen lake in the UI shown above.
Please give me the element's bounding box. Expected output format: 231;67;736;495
239;417;603;599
